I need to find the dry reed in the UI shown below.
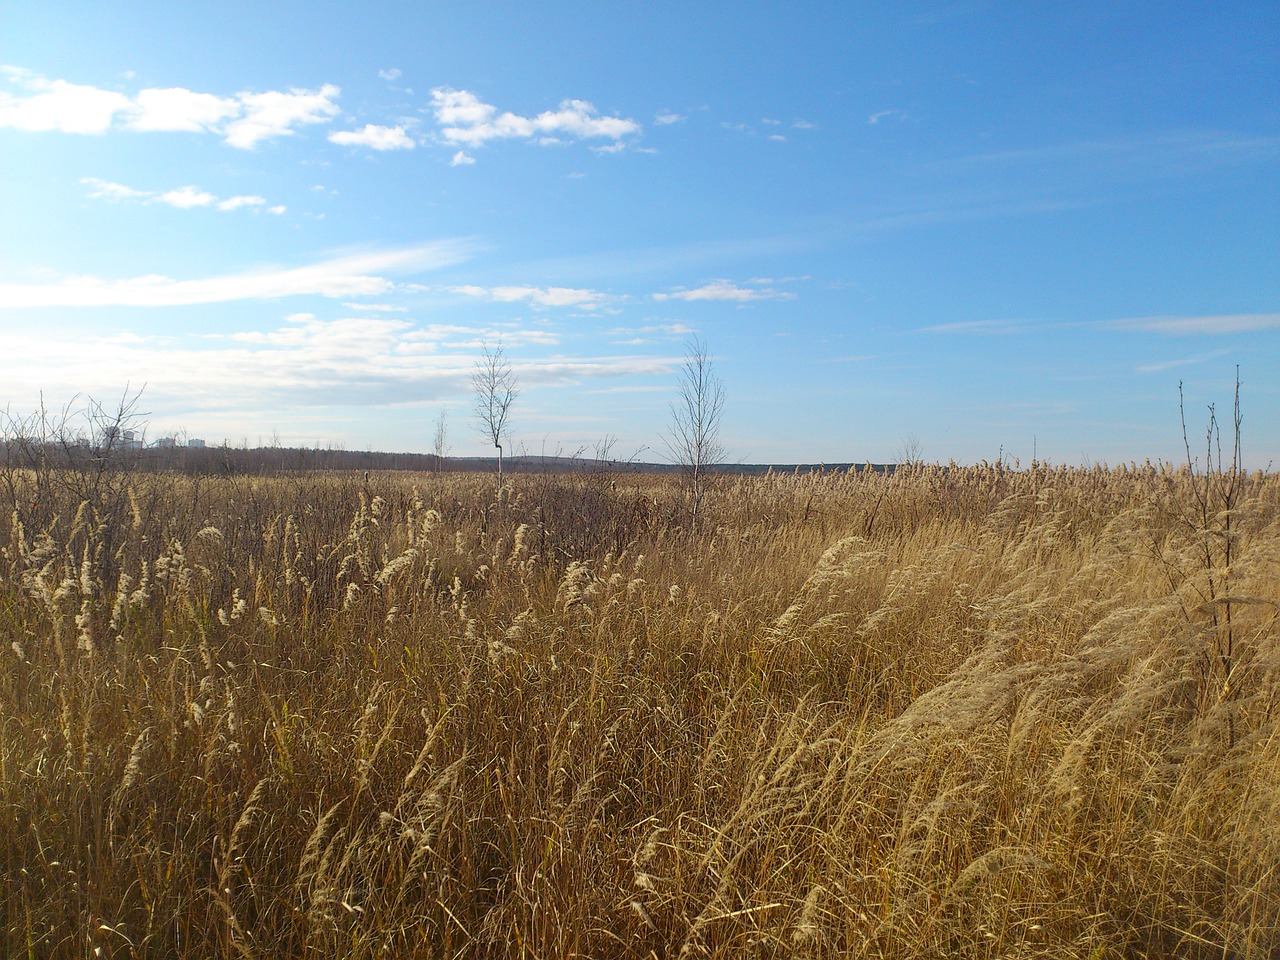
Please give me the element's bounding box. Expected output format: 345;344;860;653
0;461;1276;958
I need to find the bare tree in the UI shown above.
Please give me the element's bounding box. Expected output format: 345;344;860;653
664;337;725;533
897;433;924;468
472;344;519;491
432;408;450;472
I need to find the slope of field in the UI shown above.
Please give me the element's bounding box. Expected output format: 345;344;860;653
1;463;1277;958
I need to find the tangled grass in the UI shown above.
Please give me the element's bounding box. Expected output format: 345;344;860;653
0;461;1276;958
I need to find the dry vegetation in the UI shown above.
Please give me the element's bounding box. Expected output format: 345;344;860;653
1;456;1278;958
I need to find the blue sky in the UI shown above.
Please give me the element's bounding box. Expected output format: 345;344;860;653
2;2;1277;466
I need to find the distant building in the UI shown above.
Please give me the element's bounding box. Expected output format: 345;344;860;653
187;438;206;448
122;430;143;450
152;437;177;449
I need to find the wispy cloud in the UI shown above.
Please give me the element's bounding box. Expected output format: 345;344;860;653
0;243;473;309
653;280;796;302
430;87;640;154
608;322;695;344
341;302;408;313
448;284;608;309
611;323;695;336
0;313;672;421
1;66;340;148
655;111;685;125
820;354;877;363
80;177;279;213
938;132;1280;183
921;319;1034;335
81;177;150;201
1134;347;1235;373
1104;313;1280;335
867;109;897;125
328;123;415;150
921;311;1280;339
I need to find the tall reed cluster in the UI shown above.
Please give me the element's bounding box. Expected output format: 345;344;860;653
1;461;1276;958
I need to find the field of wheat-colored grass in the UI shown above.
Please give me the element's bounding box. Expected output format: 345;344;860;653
1;460;1277;958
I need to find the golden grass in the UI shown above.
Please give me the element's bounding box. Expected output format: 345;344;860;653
0;462;1277;958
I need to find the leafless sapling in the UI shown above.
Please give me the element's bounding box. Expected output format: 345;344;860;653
664;337;725;534
472;344;519;492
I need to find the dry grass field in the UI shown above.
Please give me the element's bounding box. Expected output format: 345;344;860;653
1;459;1277;958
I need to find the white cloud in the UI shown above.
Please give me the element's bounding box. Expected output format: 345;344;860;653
0;242;474;309
342;302;409;312
379;68;402;81
223;84;341;148
217;194;266;211
328;123;415;150
867;110;896;125
80;177;150;200
267;205;287;215
655;112;685;125
432;89;495;128
126;87;239;132
793;119;816;129
451;150;475;166
80;177;276;214
449;284;608;309
1;67;341;148
769;134;787;142
0;74;131;133
653;280;795;302
158;185;218;208
430;87;640;153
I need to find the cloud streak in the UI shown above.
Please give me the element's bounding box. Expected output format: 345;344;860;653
0;316;669;419
922;312;1280;337
1105;313;1280;335
82;177;283;213
448;284;609;309
0;243;473;308
653;280;795;302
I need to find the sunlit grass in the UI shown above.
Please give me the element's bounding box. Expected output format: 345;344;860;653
1;462;1276;958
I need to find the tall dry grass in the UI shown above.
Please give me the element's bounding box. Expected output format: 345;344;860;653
0;461;1277;958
